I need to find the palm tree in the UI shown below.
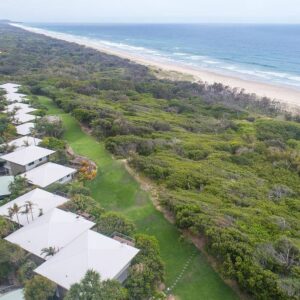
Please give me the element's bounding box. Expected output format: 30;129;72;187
7;209;14;221
22;203;30;224
9;107;20;124
0;143;16;154
8;203;21;227
22;140;30;147
41;246;58;258
30;127;38;139
25;200;35;221
6;209;15;231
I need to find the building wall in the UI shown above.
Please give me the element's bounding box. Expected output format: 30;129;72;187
0;193;10;200
5;156;49;175
57;173;74;185
5;162;26;176
56;286;67;300
25;156;48;172
115;263;131;283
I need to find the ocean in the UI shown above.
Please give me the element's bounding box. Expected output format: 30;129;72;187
28;23;300;89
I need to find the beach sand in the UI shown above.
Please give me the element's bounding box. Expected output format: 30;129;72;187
11;23;300;110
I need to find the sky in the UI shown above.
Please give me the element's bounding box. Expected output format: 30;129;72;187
0;0;300;24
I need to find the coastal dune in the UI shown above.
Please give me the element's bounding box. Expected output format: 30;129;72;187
11;23;300;110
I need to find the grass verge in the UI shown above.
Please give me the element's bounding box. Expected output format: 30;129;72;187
37;95;238;300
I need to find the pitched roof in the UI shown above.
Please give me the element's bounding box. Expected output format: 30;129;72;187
35;230;139;289
16;123;35;136
0;176;14;197
0;83;20;94
6;102;30;111
21;162;77;188
0;188;69;226
5;93;27;103
0;146;55;166
13;113;39;125
6;103;37;114
5;208;95;259
5;136;42;151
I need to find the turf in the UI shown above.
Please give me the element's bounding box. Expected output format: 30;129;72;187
37;96;238;300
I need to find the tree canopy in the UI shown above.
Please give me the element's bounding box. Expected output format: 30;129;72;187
65;270;127;300
24;275;56;300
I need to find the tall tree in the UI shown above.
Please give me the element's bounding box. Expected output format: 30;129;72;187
9;176;28;199
125;234;165;299
8;204;21;227
65;270;127;300
40;246;58;258
25;200;35;221
21;203;30;224
24;275;56;300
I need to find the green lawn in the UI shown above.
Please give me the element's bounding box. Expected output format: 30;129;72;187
37;96;238;300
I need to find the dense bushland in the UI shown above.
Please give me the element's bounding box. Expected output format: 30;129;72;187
0;24;300;299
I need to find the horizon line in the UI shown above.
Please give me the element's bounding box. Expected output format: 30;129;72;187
8;21;300;25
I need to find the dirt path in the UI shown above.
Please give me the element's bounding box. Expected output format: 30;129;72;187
121;159;175;224
121;159;250;300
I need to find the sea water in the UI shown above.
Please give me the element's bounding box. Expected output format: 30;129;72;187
29;23;300;89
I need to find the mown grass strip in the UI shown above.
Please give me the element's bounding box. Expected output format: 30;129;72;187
37;95;238;300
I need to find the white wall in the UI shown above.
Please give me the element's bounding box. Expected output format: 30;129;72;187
25;156;49;171
57;173;74;185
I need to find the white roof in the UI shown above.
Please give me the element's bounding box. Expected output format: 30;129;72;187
6;103;36;114
21;162;77;188
0;176;14;197
16;123;35;136
0;83;20;94
1;146;54;166
0;289;24;300
5;208;95;259
0;188;69;226
6;103;30;111
35;230;139;289
17;107;37;114
5;93;27;103
5;136;42;151
13;113;38;125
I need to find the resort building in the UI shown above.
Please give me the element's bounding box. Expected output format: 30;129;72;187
0;146;55;175
5;103;36;114
16;122;35;136
6;103;29;111
12;113;38;125
0;188;69;226
5;93;27;103
35;230;139;290
0;83;20;94
0;176;14;200
1;136;42;152
5;208;95;260
21;162;77;188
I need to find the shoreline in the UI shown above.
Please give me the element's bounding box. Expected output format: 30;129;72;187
11;23;300;110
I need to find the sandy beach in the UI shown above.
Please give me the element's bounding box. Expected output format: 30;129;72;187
11;23;300;110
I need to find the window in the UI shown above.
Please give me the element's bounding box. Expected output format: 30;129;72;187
28;162;34;166
39;158;43;161
59;178;63;182
67;174;70;177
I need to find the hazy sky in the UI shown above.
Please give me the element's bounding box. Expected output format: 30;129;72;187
0;0;300;23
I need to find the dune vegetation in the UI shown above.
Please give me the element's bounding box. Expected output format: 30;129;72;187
0;24;299;299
